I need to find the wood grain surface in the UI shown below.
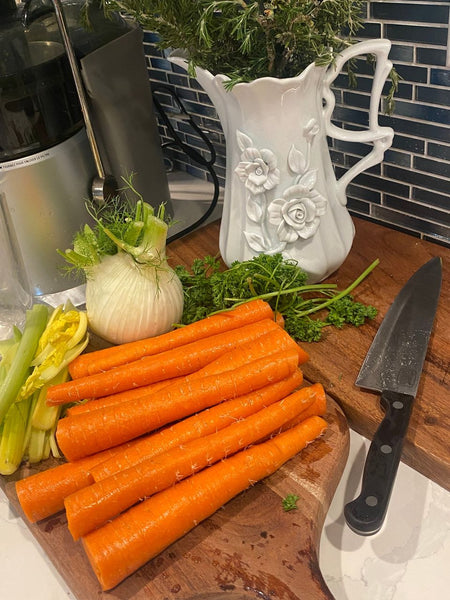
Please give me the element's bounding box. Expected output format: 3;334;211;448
168;217;449;491
1;215;448;599
2;397;348;600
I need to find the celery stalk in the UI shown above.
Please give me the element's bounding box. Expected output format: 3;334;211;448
31;391;61;432
0;304;48;425
42;431;51;461
26;369;67;462
0;330;21;384
0;395;33;475
21;390;40;454
26;427;47;464
31;369;67;431
49;428;62;459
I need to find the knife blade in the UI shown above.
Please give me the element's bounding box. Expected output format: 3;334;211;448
344;256;442;536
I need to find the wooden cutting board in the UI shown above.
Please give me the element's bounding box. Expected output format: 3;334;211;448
2;214;447;598
1;396;348;600
167;217;450;491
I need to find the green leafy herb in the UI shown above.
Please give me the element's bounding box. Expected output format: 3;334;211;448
98;0;398;112
174;253;378;343
58;175;171;272
282;493;300;512
101;0;366;81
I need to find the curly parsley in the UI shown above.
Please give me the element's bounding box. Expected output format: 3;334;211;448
282;494;300;512
174;253;378;343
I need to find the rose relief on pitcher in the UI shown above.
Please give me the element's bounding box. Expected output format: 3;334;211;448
235;118;328;256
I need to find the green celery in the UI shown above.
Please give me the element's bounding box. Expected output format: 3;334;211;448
0;395;33;475
43;430;51;461
30;368;67;432
0;328;21;383
26;427;47;464
21;390;40;456
31;387;62;432
25;370;68;462
0;304;48;425
48;423;62;459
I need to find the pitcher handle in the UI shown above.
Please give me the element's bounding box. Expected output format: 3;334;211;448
323;39;394;205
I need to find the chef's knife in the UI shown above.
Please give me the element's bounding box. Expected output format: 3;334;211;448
344;256;442;536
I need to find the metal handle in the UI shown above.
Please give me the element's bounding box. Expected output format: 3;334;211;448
50;0;116;203
344;390;414;535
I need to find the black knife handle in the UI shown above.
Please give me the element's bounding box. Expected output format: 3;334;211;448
344;390;415;536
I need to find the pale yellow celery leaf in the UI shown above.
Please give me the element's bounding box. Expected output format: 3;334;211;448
37;337;89;383
32;310;85;365
20;309;88;399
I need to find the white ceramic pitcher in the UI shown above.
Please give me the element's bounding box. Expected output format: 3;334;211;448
171;39;394;282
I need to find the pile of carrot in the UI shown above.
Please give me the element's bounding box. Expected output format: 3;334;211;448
15;299;329;591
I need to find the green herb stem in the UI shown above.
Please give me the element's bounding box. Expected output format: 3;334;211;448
297;259;380;317
224;283;338;304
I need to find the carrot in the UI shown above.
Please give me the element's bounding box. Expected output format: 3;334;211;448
66;327;308;417
15;442;137;523
65;377;184;417
91;369;304;482
56;350;300;461
282;383;327;427
47;318;283;405
65;384;320;539
82;415;327;590
69;299;274;379
197;326;308;375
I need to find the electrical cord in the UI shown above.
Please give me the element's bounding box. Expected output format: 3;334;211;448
151;85;221;244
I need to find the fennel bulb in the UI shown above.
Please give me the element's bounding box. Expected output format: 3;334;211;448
60;194;184;345
86;251;183;344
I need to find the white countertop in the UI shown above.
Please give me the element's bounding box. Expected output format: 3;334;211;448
1;428;449;600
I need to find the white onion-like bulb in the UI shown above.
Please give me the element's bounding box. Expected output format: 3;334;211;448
86;252;184;345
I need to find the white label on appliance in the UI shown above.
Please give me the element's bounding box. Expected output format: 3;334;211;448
0;149;54;172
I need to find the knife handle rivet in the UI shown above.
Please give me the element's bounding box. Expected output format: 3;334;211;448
380;444;392;454
365;496;378;507
392;401;404;410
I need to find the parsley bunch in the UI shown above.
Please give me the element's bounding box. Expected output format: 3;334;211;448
174;254;378;343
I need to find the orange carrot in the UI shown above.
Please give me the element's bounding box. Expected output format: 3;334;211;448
15;442;137;523
47;318;282;405
66;327;308;417
69;299;274;379
91;369;304;482
65;377;184;417
65;384;323;540
56;350;300;461
82;415;327;590
196;326;308;376
282;383;327;427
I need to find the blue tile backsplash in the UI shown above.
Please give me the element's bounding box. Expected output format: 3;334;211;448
144;1;450;247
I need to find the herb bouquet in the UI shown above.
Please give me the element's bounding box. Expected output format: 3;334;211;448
100;0;397;110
